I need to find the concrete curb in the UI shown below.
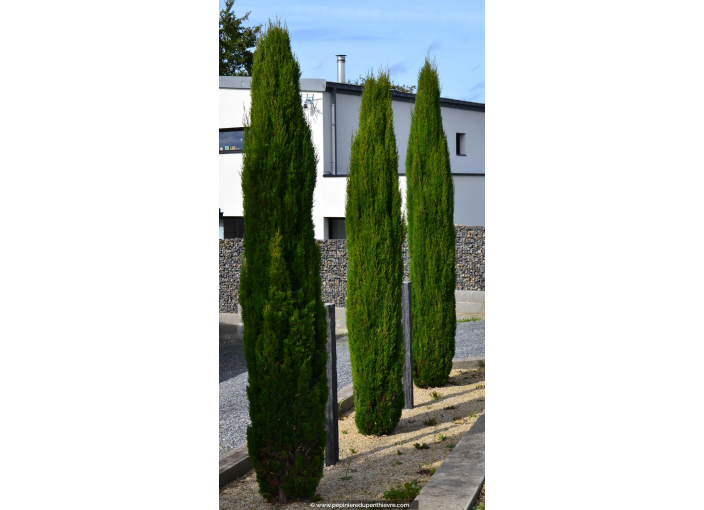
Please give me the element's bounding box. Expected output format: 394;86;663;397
219;443;250;488
412;413;485;510
218;358;484;488
452;356;485;370
219;383;356;488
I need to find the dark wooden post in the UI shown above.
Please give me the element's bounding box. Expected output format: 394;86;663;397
325;303;339;466
402;281;414;409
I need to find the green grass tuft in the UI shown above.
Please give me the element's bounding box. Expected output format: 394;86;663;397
383;480;421;501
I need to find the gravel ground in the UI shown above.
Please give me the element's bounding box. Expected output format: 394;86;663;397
219;319;484;455
454;320;485;358
220;368;486;509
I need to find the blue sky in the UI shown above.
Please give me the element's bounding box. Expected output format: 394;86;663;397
219;0;485;103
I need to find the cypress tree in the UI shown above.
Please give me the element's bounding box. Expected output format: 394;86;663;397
405;58;456;388
345;71;405;436
239;20;327;504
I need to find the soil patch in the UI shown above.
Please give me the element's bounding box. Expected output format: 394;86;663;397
219;367;485;509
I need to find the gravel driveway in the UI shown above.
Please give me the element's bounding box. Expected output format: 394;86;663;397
219;319;484;455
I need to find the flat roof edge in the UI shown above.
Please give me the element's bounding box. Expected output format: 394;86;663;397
219;77;485;110
325;81;484;111
219;76;326;92
219;76;252;89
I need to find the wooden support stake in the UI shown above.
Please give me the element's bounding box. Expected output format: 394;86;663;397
325;303;339;466
402;281;414;409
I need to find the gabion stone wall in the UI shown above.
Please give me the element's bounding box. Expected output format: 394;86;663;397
455;225;485;291
318;240;348;307
219;240;242;313
219;226;485;312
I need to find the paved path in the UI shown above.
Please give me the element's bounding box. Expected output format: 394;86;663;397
219;319;484;455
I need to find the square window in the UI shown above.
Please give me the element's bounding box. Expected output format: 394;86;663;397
223;216;244;238
456;133;466;156
327;218;346;240
220;129;244;154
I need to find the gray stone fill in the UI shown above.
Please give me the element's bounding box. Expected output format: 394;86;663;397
220;226;485;312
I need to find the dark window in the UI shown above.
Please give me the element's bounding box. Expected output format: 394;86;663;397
456;133;466;156
220;128;244;154
327;218;346;240
223;216;244;238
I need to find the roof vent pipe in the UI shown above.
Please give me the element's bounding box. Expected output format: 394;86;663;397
336;55;346;83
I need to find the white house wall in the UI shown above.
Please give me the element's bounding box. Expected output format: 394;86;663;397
392;101;414;174
453;175;485;226
219;88;250;129
219;88;249;217
219;82;485;239
443;108;485;174
219;153;244;216
332;93;362;175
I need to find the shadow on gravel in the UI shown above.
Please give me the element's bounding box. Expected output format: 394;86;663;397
220;340;248;383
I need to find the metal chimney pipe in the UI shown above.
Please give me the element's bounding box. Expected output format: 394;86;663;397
336;55;346;83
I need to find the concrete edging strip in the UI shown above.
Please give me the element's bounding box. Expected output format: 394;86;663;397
452;356;485;370
219;443;250;488
219;384;356;488
411;413;485;510
219;358;484;488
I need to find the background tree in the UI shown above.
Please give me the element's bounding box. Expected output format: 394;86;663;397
347;74;416;93
219;0;261;76
405;58;456;388
345;70;405;436
240;20;327;504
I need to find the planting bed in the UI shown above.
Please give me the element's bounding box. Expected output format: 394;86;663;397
219;367;485;509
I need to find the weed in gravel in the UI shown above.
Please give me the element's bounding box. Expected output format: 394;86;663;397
472;503;485;510
350;448;356;454
447;443;456;450
383;479;420;501
340;457;353;481
397;450;403;455
457;317;482;323
436;434;446;442
426;405;433;409
341;430;348;434
395;461;402;465
468;411;478;419
413;443;430;450
361;461;370;486
431;391;441;400
417;466;437;475
476;384;484;389
422;417;437;426
443;405;456;410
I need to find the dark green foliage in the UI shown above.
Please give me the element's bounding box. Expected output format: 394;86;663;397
345;71;405;436
240;21;327;504
219;0;261;76
406;58;456;388
383;479;421;501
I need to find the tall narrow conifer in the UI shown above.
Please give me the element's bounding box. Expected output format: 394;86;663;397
239;20;327;504
345;71;405;436
406;59;456;388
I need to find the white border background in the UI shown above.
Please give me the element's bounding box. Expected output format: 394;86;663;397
1;1;703;509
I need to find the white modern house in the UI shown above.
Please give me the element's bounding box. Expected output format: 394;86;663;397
219;57;485;240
